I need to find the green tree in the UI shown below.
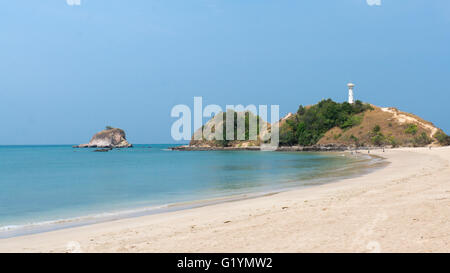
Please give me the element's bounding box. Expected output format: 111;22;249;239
434;131;450;146
373;125;381;134
413;132;432;147
279;99;373;146
370;125;385;146
215;111;262;147
405;124;418;135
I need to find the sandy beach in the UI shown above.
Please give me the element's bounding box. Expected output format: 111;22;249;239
1;147;449;253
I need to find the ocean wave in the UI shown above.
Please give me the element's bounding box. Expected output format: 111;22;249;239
0;204;169;235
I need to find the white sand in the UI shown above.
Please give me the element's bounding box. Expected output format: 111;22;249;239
1;147;449;253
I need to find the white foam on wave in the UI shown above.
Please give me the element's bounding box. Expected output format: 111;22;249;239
0;204;170;235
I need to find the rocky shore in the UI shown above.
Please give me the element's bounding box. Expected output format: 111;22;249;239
170;145;261;151
170;144;380;152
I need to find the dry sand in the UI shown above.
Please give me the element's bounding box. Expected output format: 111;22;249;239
1;147;449;253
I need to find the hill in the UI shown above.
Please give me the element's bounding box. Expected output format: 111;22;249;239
189;110;268;148
183;99;449;149
280;99;448;148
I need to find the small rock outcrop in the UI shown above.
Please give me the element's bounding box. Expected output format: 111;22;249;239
74;128;132;148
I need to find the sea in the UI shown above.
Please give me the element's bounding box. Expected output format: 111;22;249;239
0;144;383;238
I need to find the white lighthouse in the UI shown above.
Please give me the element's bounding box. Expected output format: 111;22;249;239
347;83;355;104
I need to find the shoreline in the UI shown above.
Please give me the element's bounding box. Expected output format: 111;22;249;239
0;151;382;239
1;147;449;252
170;144;384;152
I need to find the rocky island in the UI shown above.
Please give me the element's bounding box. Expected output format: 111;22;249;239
73;127;133;148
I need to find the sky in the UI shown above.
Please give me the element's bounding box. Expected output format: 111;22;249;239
0;0;449;145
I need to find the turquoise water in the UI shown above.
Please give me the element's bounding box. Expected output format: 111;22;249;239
0;144;375;235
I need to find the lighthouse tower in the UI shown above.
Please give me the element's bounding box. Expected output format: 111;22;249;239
347;83;355;104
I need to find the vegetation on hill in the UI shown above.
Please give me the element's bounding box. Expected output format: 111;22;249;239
404;124;418;135
434;131;450;146
215;111;262;147
191;99;448;148
279;99;373;146
193;110;264;147
365;123;432;147
316;104;445;147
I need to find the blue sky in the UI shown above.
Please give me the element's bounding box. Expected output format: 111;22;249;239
0;0;449;144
